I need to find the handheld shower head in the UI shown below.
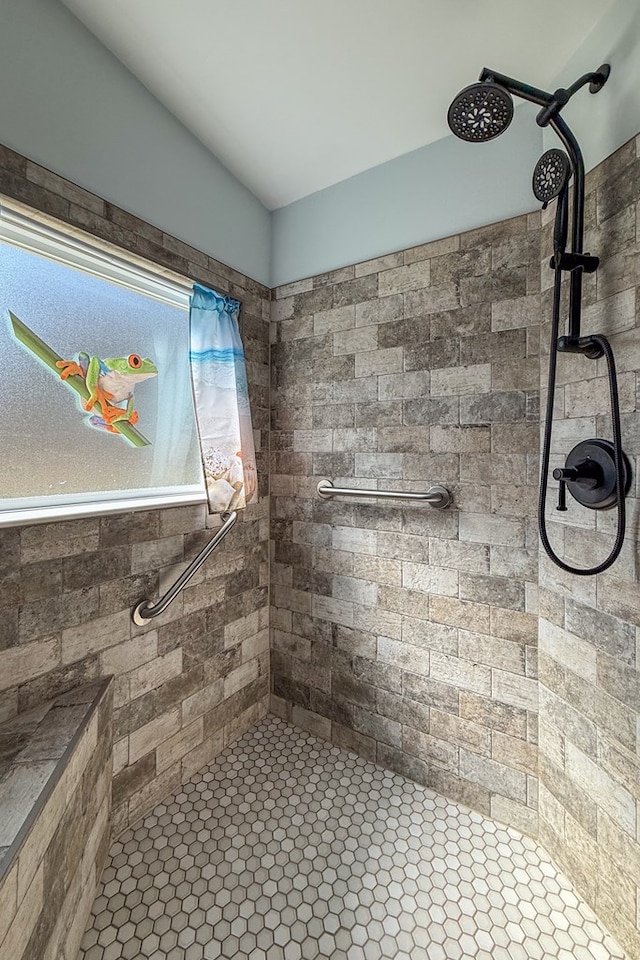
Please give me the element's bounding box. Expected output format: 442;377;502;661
447;81;514;142
532;149;572;258
532;149;571;204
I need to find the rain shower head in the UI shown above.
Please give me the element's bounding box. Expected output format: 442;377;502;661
448;64;611;145
447;81;514;142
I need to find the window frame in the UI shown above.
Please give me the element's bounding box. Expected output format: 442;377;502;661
0;200;209;527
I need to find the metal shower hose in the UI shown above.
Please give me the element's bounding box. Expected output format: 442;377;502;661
537;262;626;575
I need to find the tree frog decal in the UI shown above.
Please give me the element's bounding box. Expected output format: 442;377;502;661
56;352;158;433
8;312;157;448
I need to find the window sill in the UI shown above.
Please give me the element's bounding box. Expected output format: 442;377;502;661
0;487;207;528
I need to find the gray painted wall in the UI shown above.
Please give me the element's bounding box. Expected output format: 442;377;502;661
0;0;637;288
271;0;640;287
545;0;640;172
0;0;271;285
270;106;543;286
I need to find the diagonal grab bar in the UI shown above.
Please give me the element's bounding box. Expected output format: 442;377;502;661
317;479;451;508
132;511;238;625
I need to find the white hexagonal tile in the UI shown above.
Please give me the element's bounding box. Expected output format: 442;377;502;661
78;717;627;960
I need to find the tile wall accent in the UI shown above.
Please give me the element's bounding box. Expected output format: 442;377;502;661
0;679;112;960
0;143;271;835
270;211;543;835
537;134;640;957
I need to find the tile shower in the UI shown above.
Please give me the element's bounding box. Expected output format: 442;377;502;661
0;132;638;959
270;132;640;958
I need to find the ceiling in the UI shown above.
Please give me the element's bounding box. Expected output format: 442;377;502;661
60;0;613;210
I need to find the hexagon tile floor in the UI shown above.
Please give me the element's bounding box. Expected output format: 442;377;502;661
79;716;626;960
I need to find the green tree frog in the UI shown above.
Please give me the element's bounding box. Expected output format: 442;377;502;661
56;352;158;432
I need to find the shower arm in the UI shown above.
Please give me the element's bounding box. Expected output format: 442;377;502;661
478;67;551;107
479;66;601;349
478;67;608;117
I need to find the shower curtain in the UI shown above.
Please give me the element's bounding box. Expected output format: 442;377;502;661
189;283;258;513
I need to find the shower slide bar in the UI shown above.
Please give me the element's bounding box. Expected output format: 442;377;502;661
317;479;451;509
132;510;238;625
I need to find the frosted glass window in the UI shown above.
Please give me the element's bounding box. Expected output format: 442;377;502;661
0;208;205;525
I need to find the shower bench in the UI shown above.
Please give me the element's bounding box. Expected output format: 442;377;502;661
0;678;112;960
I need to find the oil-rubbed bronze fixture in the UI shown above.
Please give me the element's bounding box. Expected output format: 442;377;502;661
553;440;631;513
448;64;631;576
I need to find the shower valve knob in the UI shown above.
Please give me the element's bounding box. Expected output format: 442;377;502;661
552;467;579;482
556;479;568;512
554;441;632;512
552;467;579;512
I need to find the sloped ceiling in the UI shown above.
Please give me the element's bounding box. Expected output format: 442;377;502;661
60;0;613;209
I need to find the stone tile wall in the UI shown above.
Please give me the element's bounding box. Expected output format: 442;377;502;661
270;212;542;834
0;144;271;835
0;679;112;960
537;134;640;957
4;131;640;959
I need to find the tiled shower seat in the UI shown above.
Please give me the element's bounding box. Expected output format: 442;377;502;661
0;679;112;960
80;715;625;960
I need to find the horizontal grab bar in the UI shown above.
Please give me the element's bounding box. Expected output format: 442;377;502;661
132;511;238;625
317;479;451;509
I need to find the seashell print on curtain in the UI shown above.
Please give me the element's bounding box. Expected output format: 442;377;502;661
189;283;258;513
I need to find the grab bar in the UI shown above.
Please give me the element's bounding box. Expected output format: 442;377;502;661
132;511;238;625
317;479;451;509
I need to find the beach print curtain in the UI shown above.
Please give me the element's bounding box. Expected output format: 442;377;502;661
189;283;258;513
